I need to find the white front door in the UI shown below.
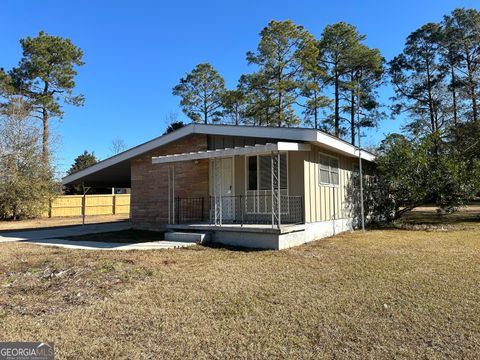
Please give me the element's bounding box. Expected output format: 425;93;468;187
213;157;234;220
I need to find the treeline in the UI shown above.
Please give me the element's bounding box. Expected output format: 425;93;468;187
370;8;480;218
390;8;480;137
172;8;480;148
173;21;383;146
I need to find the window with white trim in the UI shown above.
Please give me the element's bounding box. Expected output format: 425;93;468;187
247;154;287;191
319;154;339;186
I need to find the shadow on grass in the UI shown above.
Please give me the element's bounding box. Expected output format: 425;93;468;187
61;229;165;243
370;209;480;232
0;220;130;234
195;241;271;253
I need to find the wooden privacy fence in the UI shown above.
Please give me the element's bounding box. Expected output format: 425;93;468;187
44;194;130;218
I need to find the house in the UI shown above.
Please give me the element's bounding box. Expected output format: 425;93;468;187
62;124;374;250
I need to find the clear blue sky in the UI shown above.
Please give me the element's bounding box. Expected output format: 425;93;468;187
1;0;478;175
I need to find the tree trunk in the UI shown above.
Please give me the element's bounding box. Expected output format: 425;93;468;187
465;47;478;122
450;65;458;125
203;88;208;124
42;107;49;162
334;71;340;137
277;85;282;127
472;87;478;123
350;76;356;146
313;91;318;129
425;61;436;133
42;81;50;163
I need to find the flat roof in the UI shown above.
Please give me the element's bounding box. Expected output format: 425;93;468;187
62;124;375;187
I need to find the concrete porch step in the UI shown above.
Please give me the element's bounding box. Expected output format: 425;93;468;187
164;231;209;243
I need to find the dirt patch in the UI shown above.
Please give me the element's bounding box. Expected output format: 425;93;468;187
0;246;153;316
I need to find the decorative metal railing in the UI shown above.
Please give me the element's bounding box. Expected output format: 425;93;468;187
174;195;304;226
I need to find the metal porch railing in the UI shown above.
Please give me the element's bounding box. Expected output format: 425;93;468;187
174;195;304;226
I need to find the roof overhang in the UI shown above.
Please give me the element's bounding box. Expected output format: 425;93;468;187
62;124;375;186
152;142;311;164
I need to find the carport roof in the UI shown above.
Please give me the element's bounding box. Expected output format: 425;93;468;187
62;124;375;187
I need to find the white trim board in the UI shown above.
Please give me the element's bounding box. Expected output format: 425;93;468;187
63;124;375;185
152;142;310;164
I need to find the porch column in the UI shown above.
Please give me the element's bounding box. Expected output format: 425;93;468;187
213;157;222;226
271;151;281;229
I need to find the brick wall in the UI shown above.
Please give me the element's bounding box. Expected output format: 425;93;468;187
130;134;209;230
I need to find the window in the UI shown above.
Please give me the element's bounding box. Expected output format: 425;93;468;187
247;154;287;191
319;154;339;186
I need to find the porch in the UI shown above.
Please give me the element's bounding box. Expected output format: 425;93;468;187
153;142;310;230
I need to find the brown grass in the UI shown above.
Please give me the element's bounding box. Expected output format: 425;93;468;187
0;215;129;231
0;213;479;359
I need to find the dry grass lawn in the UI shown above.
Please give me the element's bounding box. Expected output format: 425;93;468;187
0;212;479;359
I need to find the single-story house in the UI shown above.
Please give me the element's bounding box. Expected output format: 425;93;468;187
62;124;374;249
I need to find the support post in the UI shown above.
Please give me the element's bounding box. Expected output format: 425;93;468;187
172;165;176;224
240;194;244;226
332;186;336;236
168;166;171;224
213;158;222;226
277;151;281;229
301;196;305;224
271;154;274;228
81;182;90;226
357;75;365;232
271;151;281;229
176;197;180;224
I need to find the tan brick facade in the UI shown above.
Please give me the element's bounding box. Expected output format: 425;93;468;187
130;134;209;230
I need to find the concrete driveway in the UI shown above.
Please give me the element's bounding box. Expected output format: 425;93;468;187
0;221;131;243
0;222;197;250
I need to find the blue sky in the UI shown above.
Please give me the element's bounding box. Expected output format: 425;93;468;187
1;0;478;175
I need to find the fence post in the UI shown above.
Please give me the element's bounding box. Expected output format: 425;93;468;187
48;199;52;218
81;194;86;225
112;195;116;215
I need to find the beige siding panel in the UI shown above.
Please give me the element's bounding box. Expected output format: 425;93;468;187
303;145;356;223
288;152;304;197
310;152;317;222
